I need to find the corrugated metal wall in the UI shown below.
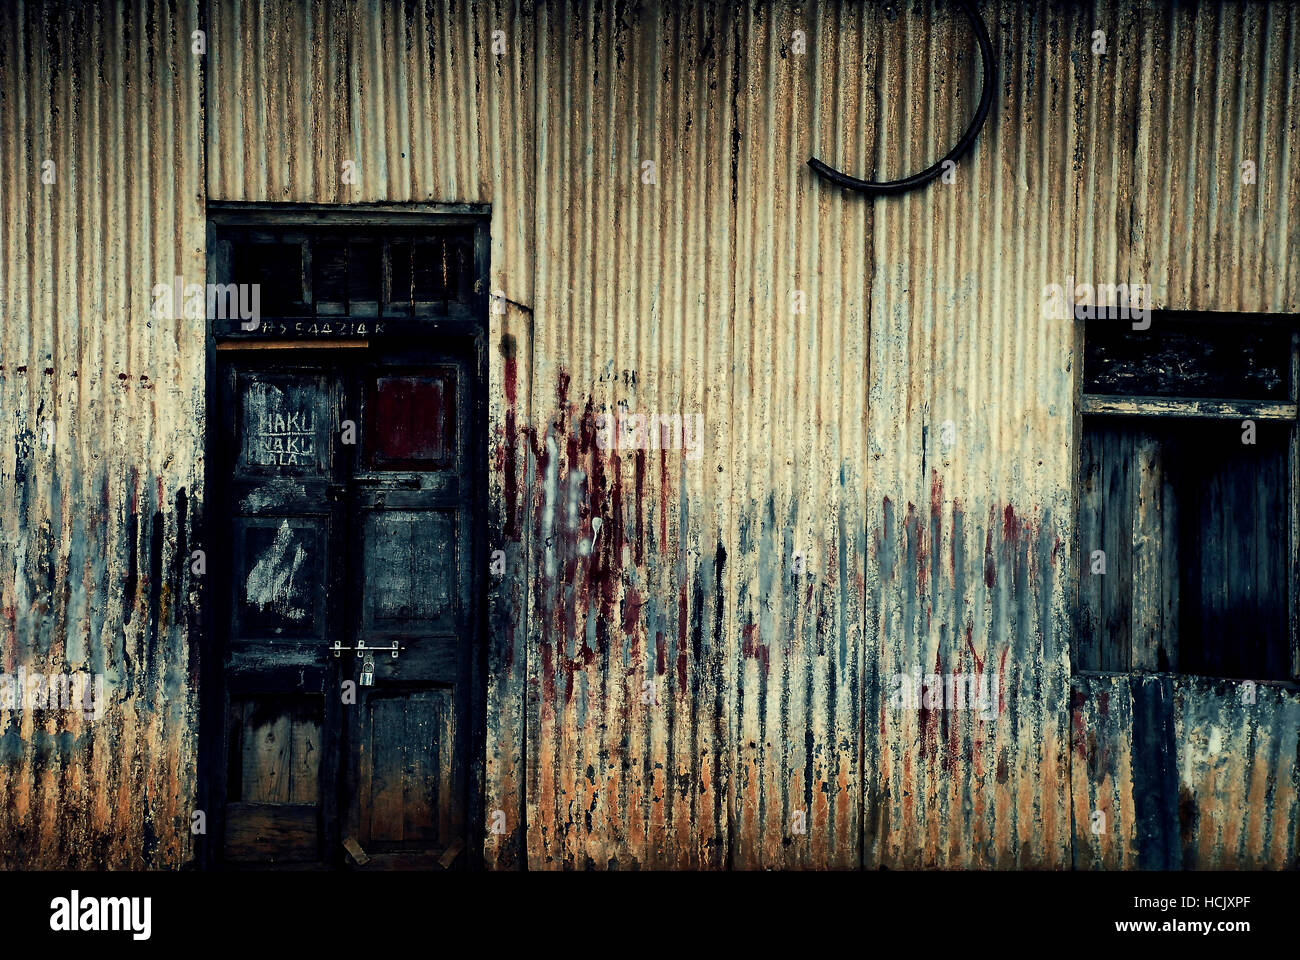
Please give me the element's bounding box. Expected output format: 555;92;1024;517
0;0;204;867
525;0;738;869
861;0;1071;868
2;0;1297;869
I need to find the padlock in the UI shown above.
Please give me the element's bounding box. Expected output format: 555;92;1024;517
360;658;375;687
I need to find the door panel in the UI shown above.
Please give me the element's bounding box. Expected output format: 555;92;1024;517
367;370;456;468
233;697;322;803
218;362;344;867
235;373;334;475
360;510;457;635
232;518;328;641
222;696;324;863
344;352;475;869
361;690;456;849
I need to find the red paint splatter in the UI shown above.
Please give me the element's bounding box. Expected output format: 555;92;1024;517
503;355;518;406
983;512;996;588
920;649;942;762
623;583;644;636
1071;689;1089;759
965;624;983;674
1003;504;1019;543
503;355;518;539
659;448;670;550
634;449;646;566
950;497;962;578
741;623;769;677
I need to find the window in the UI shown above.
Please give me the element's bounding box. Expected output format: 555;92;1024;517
206;209;482;337
1075;315;1298;681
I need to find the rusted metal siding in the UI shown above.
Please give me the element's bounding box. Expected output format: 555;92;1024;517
725;0;876;870
1072;1;1300;315
1071;674;1141;868
1071;674;1300;869
2;0;1298;870
863;0;1081;868
1174;679;1300;869
525;0;741;869
206;0;500;205
1068;0;1300;869
517;0;1299;869
863;0;1300;869
0;0;205;867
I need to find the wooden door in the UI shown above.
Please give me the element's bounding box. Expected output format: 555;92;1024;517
341;349;476;869
212;344;479;870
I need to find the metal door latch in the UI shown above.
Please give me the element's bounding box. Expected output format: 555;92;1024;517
330;640;403;659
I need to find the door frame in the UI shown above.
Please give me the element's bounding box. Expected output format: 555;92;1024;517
197;202;491;870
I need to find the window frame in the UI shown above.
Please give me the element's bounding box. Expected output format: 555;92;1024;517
1072;311;1300;684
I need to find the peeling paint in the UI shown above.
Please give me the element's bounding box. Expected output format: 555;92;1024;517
2;0;1298;870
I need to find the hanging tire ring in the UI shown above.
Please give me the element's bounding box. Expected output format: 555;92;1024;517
807;0;995;196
